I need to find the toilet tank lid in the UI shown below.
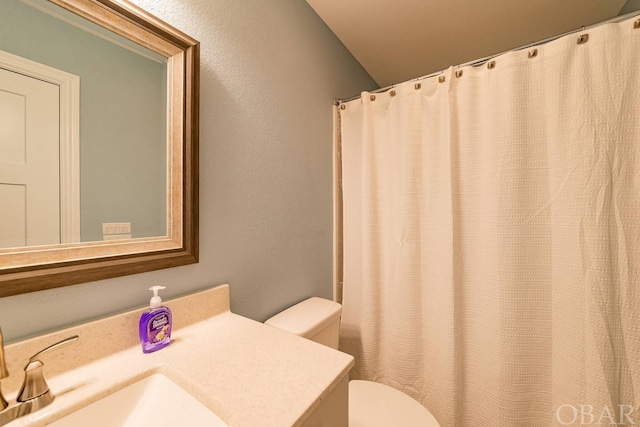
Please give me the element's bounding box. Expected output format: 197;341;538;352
265;297;342;338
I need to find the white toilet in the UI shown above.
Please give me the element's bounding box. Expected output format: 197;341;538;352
265;297;441;427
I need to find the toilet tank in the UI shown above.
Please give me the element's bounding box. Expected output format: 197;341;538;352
265;297;342;349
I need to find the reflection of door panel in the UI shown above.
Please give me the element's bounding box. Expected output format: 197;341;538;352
0;184;26;247
0;67;60;248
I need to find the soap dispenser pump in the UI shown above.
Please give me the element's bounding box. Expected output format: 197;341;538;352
139;286;172;353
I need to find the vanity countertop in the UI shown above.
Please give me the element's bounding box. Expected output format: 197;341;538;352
2;285;354;427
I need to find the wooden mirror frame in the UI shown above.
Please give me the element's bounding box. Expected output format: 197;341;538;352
0;0;199;297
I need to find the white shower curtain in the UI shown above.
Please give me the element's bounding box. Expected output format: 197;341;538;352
338;17;640;427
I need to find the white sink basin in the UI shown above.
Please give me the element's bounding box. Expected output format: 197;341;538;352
48;373;228;427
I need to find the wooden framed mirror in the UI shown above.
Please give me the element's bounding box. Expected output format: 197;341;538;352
0;0;199;297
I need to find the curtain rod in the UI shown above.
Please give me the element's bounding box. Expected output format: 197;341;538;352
335;10;640;106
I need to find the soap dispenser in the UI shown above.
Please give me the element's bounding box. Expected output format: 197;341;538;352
139;286;172;353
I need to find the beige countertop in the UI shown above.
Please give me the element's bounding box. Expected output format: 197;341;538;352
2;285;354;427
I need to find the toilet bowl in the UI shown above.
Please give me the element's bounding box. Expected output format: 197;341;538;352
265;297;440;427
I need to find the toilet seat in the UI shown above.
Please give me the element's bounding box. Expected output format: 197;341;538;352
349;380;440;427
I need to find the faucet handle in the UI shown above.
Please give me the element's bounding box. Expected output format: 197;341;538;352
23;335;79;367
17;335;79;407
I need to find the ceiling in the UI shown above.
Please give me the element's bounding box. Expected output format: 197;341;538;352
306;0;633;87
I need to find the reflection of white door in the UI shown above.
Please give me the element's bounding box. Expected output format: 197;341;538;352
0;67;60;248
0;49;80;248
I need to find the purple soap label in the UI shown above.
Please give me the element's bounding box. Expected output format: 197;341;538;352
147;312;171;343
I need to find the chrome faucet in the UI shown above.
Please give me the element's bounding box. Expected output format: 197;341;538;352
0;330;78;426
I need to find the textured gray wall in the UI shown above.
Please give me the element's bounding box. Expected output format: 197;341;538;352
0;0;376;342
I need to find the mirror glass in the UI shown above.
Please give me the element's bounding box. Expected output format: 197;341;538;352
0;0;199;296
0;0;168;247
